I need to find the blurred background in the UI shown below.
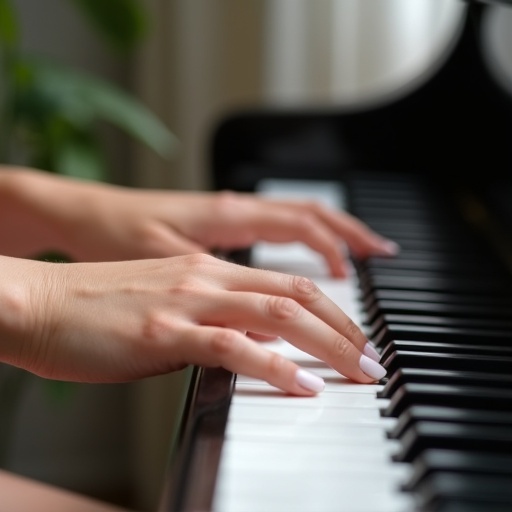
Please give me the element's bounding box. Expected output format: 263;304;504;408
1;0;512;511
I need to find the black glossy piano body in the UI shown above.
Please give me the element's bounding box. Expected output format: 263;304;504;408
160;2;512;511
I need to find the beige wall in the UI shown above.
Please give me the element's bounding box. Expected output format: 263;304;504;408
133;0;266;191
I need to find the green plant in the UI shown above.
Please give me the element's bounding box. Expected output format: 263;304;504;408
0;0;177;181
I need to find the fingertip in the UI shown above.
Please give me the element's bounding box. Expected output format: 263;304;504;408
328;259;348;279
359;354;387;381
295;368;325;394
373;239;400;257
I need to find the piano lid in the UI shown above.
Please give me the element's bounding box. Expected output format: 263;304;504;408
466;0;512;5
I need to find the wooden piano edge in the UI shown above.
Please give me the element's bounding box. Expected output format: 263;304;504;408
157;249;253;511
157;366;236;512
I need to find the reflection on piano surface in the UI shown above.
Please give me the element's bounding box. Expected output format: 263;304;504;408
159;2;512;511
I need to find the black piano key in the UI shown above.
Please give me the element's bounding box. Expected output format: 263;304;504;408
382;351;512;377
404;449;512;492
359;261;498;279
362;256;505;277
415;473;512;511
428;501;512;512
387;406;512;440
378;340;512;363
366;301;512;325
363;289;512;308
381;383;512;418
392;421;512;463
372;324;512;349
368;314;512;339
361;274;510;296
378;368;512;399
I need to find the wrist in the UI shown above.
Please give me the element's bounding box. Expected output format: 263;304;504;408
0;256;39;369
0;167;80;258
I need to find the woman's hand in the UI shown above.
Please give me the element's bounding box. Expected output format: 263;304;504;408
0;254;385;395
0;169;397;277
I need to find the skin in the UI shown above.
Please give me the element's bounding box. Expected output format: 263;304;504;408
0;167;394;395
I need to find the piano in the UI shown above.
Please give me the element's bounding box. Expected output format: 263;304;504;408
158;1;512;511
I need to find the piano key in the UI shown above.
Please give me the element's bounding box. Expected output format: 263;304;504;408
392;421;512;463
372;324;512;348
361;274;510;296
381;383;512;418
378;368;512;399
368;315;512;340
378;340;512;362
388;406;512;440
362;256;502;276
414;473;512;511
363;289;512;308
382;351;512;377
404;449;512;491
366;301;512;324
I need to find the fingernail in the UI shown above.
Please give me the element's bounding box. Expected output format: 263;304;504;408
363;342;380;362
296;369;325;393
359;354;387;380
379;240;400;256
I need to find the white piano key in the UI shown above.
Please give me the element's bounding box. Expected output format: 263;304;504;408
226;402;395;427
231;388;387;409
225;421;390;443
217;439;403;470
215;478;414;512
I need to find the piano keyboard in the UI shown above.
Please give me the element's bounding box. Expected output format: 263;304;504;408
211;175;512;512
213;179;412;512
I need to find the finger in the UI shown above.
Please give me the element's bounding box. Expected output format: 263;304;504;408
263;198;399;258
233;206;349;277
298;203;400;258
246;332;279;342
210;262;369;350
199;289;382;383
178;325;325;395
142;222;207;257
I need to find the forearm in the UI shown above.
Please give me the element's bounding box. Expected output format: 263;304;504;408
0;255;40;368
0;166;87;258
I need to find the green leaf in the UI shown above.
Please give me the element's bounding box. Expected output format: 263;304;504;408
54;133;108;181
79;74;178;159
14;59;177;160
0;0;19;47
70;0;148;52
13;60;95;128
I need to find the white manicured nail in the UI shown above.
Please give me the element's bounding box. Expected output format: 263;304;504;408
296;369;325;393
359;354;387;380
380;240;400;256
363;342;381;362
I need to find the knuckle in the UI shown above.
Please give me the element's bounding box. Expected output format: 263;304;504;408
265;295;301;321
290;275;322;303
345;319;362;340
213;191;243;217
295;212;316;230
306;200;325;214
141;311;175;344
267;351;286;376
184;252;216;269
329;335;352;361
209;329;239;357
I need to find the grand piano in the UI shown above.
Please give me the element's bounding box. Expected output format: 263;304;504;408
159;1;512;511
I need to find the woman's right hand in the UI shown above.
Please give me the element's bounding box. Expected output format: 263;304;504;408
0;253;385;395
